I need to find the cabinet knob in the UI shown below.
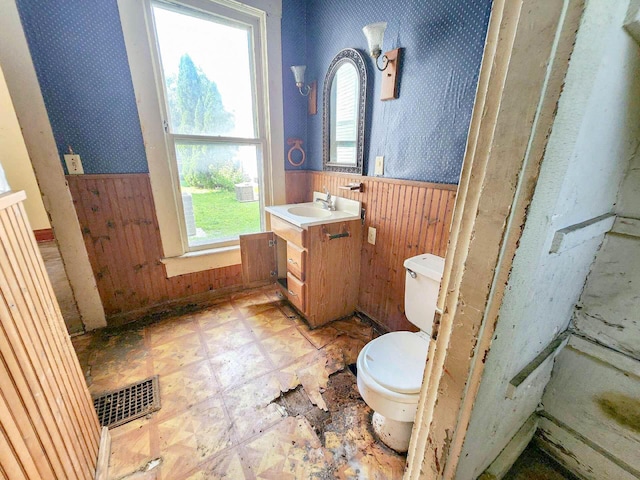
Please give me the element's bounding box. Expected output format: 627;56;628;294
288;258;298;265
288;290;298;297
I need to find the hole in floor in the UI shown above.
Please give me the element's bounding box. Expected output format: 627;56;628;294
274;369;372;447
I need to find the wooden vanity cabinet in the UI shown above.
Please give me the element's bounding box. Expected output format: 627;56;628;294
271;215;362;328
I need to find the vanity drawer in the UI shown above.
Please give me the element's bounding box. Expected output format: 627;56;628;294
286;243;306;281
271;215;307;248
286;272;306;313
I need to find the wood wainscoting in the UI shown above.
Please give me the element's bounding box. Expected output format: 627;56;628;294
286;171;457;331
0;191;101;479
67;174;243;321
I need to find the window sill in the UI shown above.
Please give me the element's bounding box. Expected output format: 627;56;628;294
161;245;241;278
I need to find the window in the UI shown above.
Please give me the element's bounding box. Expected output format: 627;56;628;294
118;0;285;276
151;1;264;250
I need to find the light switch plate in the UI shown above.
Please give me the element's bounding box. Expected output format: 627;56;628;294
374;156;384;176
64;154;84;174
367;226;377;245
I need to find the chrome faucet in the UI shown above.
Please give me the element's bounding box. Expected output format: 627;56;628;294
315;187;335;210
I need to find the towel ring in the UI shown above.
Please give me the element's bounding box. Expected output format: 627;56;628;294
287;138;306;167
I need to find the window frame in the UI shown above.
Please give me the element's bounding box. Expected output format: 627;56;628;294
118;0;285;276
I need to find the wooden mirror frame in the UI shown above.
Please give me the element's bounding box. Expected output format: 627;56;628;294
322;48;367;174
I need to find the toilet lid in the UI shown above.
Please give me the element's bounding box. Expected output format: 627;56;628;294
361;332;430;394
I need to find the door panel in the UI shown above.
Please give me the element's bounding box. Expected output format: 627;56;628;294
239;232;277;287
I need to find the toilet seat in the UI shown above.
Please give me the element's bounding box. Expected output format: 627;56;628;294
356;331;430;422
359;331;430;394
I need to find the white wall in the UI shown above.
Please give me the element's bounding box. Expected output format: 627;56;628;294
0;64;50;230
541;337;640;479
455;1;640;478
540;18;640;473
573;234;640;357
571;142;640;358
0;162;9;194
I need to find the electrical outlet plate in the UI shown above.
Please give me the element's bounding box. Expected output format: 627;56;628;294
367;226;377;245
374;156;384;176
64;154;84;174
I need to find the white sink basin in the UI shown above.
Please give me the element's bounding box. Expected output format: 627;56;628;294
265;193;361;228
287;205;332;218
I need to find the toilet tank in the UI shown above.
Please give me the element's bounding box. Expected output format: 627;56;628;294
404;254;445;335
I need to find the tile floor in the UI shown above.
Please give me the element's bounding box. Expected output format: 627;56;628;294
72;286;406;479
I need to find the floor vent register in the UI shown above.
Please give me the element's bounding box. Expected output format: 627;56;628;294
92;375;161;428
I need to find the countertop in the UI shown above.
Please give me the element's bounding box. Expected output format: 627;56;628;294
265;194;361;229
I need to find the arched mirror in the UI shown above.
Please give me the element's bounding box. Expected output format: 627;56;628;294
323;48;367;174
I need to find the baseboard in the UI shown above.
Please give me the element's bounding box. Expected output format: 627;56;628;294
106;283;247;328
478;413;538;480
33;228;54;242
355;307;392;334
537;413;640;480
94;426;111;480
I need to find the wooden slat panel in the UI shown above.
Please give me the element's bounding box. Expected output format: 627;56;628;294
66;175;243;321
13;200;101;454
0;217;85;480
284;170;310;204
0;387;42;479
292;171;457;332
3;205;98;472
0;191;100;479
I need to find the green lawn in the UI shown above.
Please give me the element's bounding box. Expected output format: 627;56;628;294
189;188;260;245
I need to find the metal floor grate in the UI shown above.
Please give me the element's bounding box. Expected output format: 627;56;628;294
93;376;161;428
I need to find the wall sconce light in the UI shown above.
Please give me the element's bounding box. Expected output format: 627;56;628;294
362;22;402;100
362;22;389;71
290;65;317;114
291;65;310;95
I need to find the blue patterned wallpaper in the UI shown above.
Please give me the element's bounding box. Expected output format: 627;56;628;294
16;0;148;174
281;0;308;171
16;0;490;182
301;0;492;183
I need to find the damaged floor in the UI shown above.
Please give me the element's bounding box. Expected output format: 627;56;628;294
72;286;406;479
504;444;579;480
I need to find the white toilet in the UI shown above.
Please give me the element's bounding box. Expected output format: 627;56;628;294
357;253;445;453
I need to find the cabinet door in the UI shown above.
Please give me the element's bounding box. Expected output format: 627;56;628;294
239;232;277;287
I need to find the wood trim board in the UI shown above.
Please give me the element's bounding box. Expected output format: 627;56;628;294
33;228;54;242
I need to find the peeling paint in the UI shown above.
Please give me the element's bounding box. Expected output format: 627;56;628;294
583;312;626;331
440;428;453;474
537;429;580;463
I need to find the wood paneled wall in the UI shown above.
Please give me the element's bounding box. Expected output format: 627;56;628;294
0;191;100;479
66;172;454;330
67;174;243;321
286;171;457;331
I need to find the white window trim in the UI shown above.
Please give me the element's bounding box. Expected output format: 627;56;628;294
118;0;285;277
